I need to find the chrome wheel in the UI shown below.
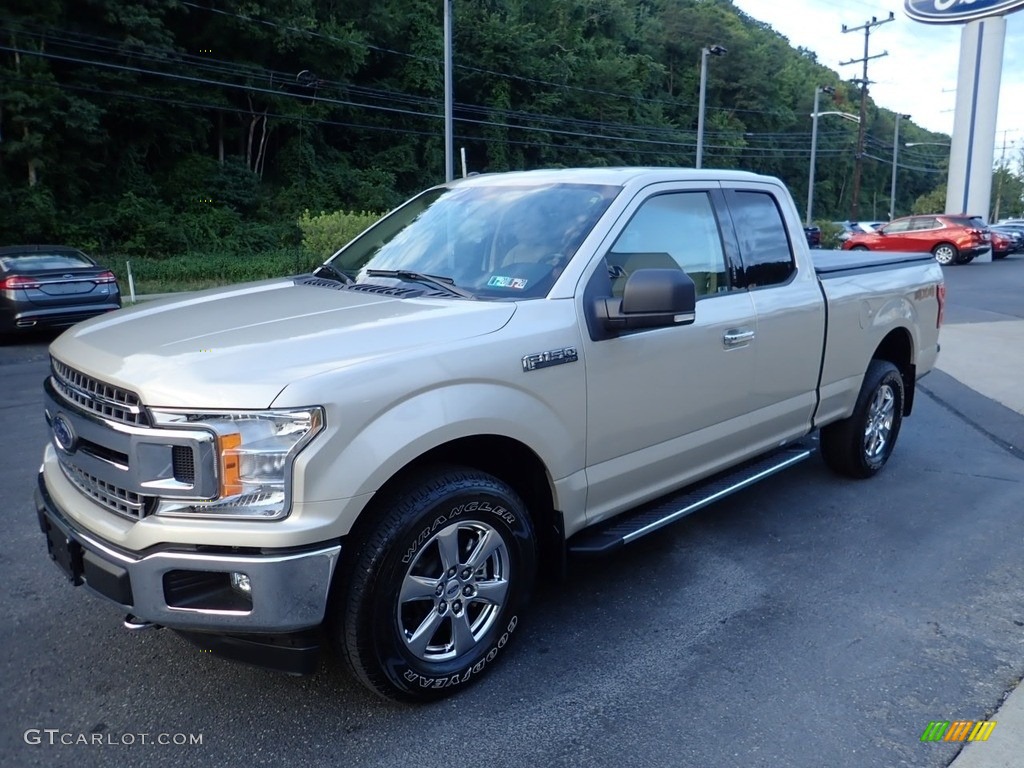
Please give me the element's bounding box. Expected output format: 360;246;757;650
397;519;510;663
863;383;895;459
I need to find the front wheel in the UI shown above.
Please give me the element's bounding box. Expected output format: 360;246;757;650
820;360;905;479
331;466;536;702
932;242;959;265
850;245;869;251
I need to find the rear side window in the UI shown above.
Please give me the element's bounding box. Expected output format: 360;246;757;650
725;191;795;288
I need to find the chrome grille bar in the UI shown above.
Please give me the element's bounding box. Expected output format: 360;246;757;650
50;357;148;427
58;456;150;519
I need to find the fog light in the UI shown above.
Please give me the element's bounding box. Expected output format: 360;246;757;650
230;572;251;595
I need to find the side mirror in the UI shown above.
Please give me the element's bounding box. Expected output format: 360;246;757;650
595;268;696;331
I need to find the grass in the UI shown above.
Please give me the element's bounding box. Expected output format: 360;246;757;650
106;249;321;296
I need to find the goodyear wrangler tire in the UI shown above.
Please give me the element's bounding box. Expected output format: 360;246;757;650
820;360;904;479
332;466;536;702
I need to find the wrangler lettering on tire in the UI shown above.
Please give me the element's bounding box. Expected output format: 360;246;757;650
331;466;536;702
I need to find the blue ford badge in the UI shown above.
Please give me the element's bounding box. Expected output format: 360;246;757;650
53;414;77;453
905;0;1024;24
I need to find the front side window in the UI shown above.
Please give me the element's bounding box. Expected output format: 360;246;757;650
883;220;912;234
605;192;730;298
325;183;620;299
726;191;795;288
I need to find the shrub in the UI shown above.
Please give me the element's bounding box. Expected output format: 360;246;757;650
298;209;382;259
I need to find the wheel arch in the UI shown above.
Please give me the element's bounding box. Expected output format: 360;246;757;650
871;327;916;415
349;435;565;583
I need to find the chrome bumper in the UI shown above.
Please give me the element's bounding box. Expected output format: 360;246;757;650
35;473;341;633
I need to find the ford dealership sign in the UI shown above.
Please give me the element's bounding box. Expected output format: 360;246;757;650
905;0;1024;23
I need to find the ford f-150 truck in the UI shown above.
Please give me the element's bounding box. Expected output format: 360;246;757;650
35;168;944;701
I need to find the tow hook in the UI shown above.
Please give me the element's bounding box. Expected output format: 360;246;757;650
124;614;162;631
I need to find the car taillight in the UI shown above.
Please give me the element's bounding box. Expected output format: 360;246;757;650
94;270;117;284
936;283;945;329
0;275;41;290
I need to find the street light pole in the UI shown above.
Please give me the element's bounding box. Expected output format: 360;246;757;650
807;85;835;226
696;44;726;169
443;0;454;182
889;113;910;221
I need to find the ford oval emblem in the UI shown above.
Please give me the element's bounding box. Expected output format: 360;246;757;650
53;414;77;453
905;0;1024;24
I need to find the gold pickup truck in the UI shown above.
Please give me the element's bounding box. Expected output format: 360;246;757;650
34;168;943;701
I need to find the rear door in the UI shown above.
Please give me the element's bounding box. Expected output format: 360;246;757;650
579;183;758;525
719;183;826;448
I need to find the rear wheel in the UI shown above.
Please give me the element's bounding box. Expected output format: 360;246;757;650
850;245;869;251
331;466;536;702
932;242;958;265
820;360;905;479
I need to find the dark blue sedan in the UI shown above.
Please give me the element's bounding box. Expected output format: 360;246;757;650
0;245;121;335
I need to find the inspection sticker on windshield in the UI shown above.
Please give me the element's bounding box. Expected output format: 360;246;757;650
487;276;528;289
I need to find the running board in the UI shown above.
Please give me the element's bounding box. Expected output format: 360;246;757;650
567;443;814;556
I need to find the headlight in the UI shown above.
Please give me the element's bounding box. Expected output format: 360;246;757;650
150;407;324;519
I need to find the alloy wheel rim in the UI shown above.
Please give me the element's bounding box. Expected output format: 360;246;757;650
864;384;895;459
397;519;510;663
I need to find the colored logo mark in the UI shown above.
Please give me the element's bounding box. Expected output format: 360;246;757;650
920;720;997;742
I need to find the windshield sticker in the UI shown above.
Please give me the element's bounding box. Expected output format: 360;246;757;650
487;276;529;289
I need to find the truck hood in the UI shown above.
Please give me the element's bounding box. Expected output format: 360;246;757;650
49;278;516;408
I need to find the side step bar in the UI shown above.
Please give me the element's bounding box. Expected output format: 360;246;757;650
567;442;814;556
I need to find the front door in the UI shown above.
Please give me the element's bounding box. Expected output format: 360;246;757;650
580;184;758;525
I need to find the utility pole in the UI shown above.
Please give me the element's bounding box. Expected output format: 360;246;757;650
840;13;894;221
993;130;1009;221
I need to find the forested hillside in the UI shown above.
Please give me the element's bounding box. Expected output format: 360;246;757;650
1;0;957;259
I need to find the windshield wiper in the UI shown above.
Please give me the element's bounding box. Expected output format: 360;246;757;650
313;262;353;284
364;269;476;299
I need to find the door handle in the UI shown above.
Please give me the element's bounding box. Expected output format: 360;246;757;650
723;329;755;347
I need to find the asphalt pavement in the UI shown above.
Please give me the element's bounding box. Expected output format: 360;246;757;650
926;257;1024;768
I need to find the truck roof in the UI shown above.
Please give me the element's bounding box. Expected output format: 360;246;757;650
451;167;778;188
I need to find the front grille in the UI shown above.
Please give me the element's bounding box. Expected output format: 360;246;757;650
51;357;148;427
58;457;154;520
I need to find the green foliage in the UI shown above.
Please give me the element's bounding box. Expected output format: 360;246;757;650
815;220;844;250
2;0;1004;257
111;250;316;291
298;209;382;259
912;188;947;215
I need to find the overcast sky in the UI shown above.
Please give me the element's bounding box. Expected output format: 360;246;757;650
730;0;1024;159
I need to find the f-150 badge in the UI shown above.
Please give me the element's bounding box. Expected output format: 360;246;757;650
522;347;579;372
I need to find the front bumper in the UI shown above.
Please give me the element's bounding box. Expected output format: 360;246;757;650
35;472;340;633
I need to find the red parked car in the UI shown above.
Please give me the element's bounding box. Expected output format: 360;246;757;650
842;214;991;265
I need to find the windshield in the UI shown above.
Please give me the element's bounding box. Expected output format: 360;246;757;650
324;182;620;299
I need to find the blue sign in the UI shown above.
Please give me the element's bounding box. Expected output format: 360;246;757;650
905;0;1024;24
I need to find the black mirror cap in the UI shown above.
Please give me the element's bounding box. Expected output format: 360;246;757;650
594;268;697;333
621;268;696;316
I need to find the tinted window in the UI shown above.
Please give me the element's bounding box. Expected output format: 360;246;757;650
605;192;730;299
0;251;94;272
910;217;938;230
727;191;794;287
